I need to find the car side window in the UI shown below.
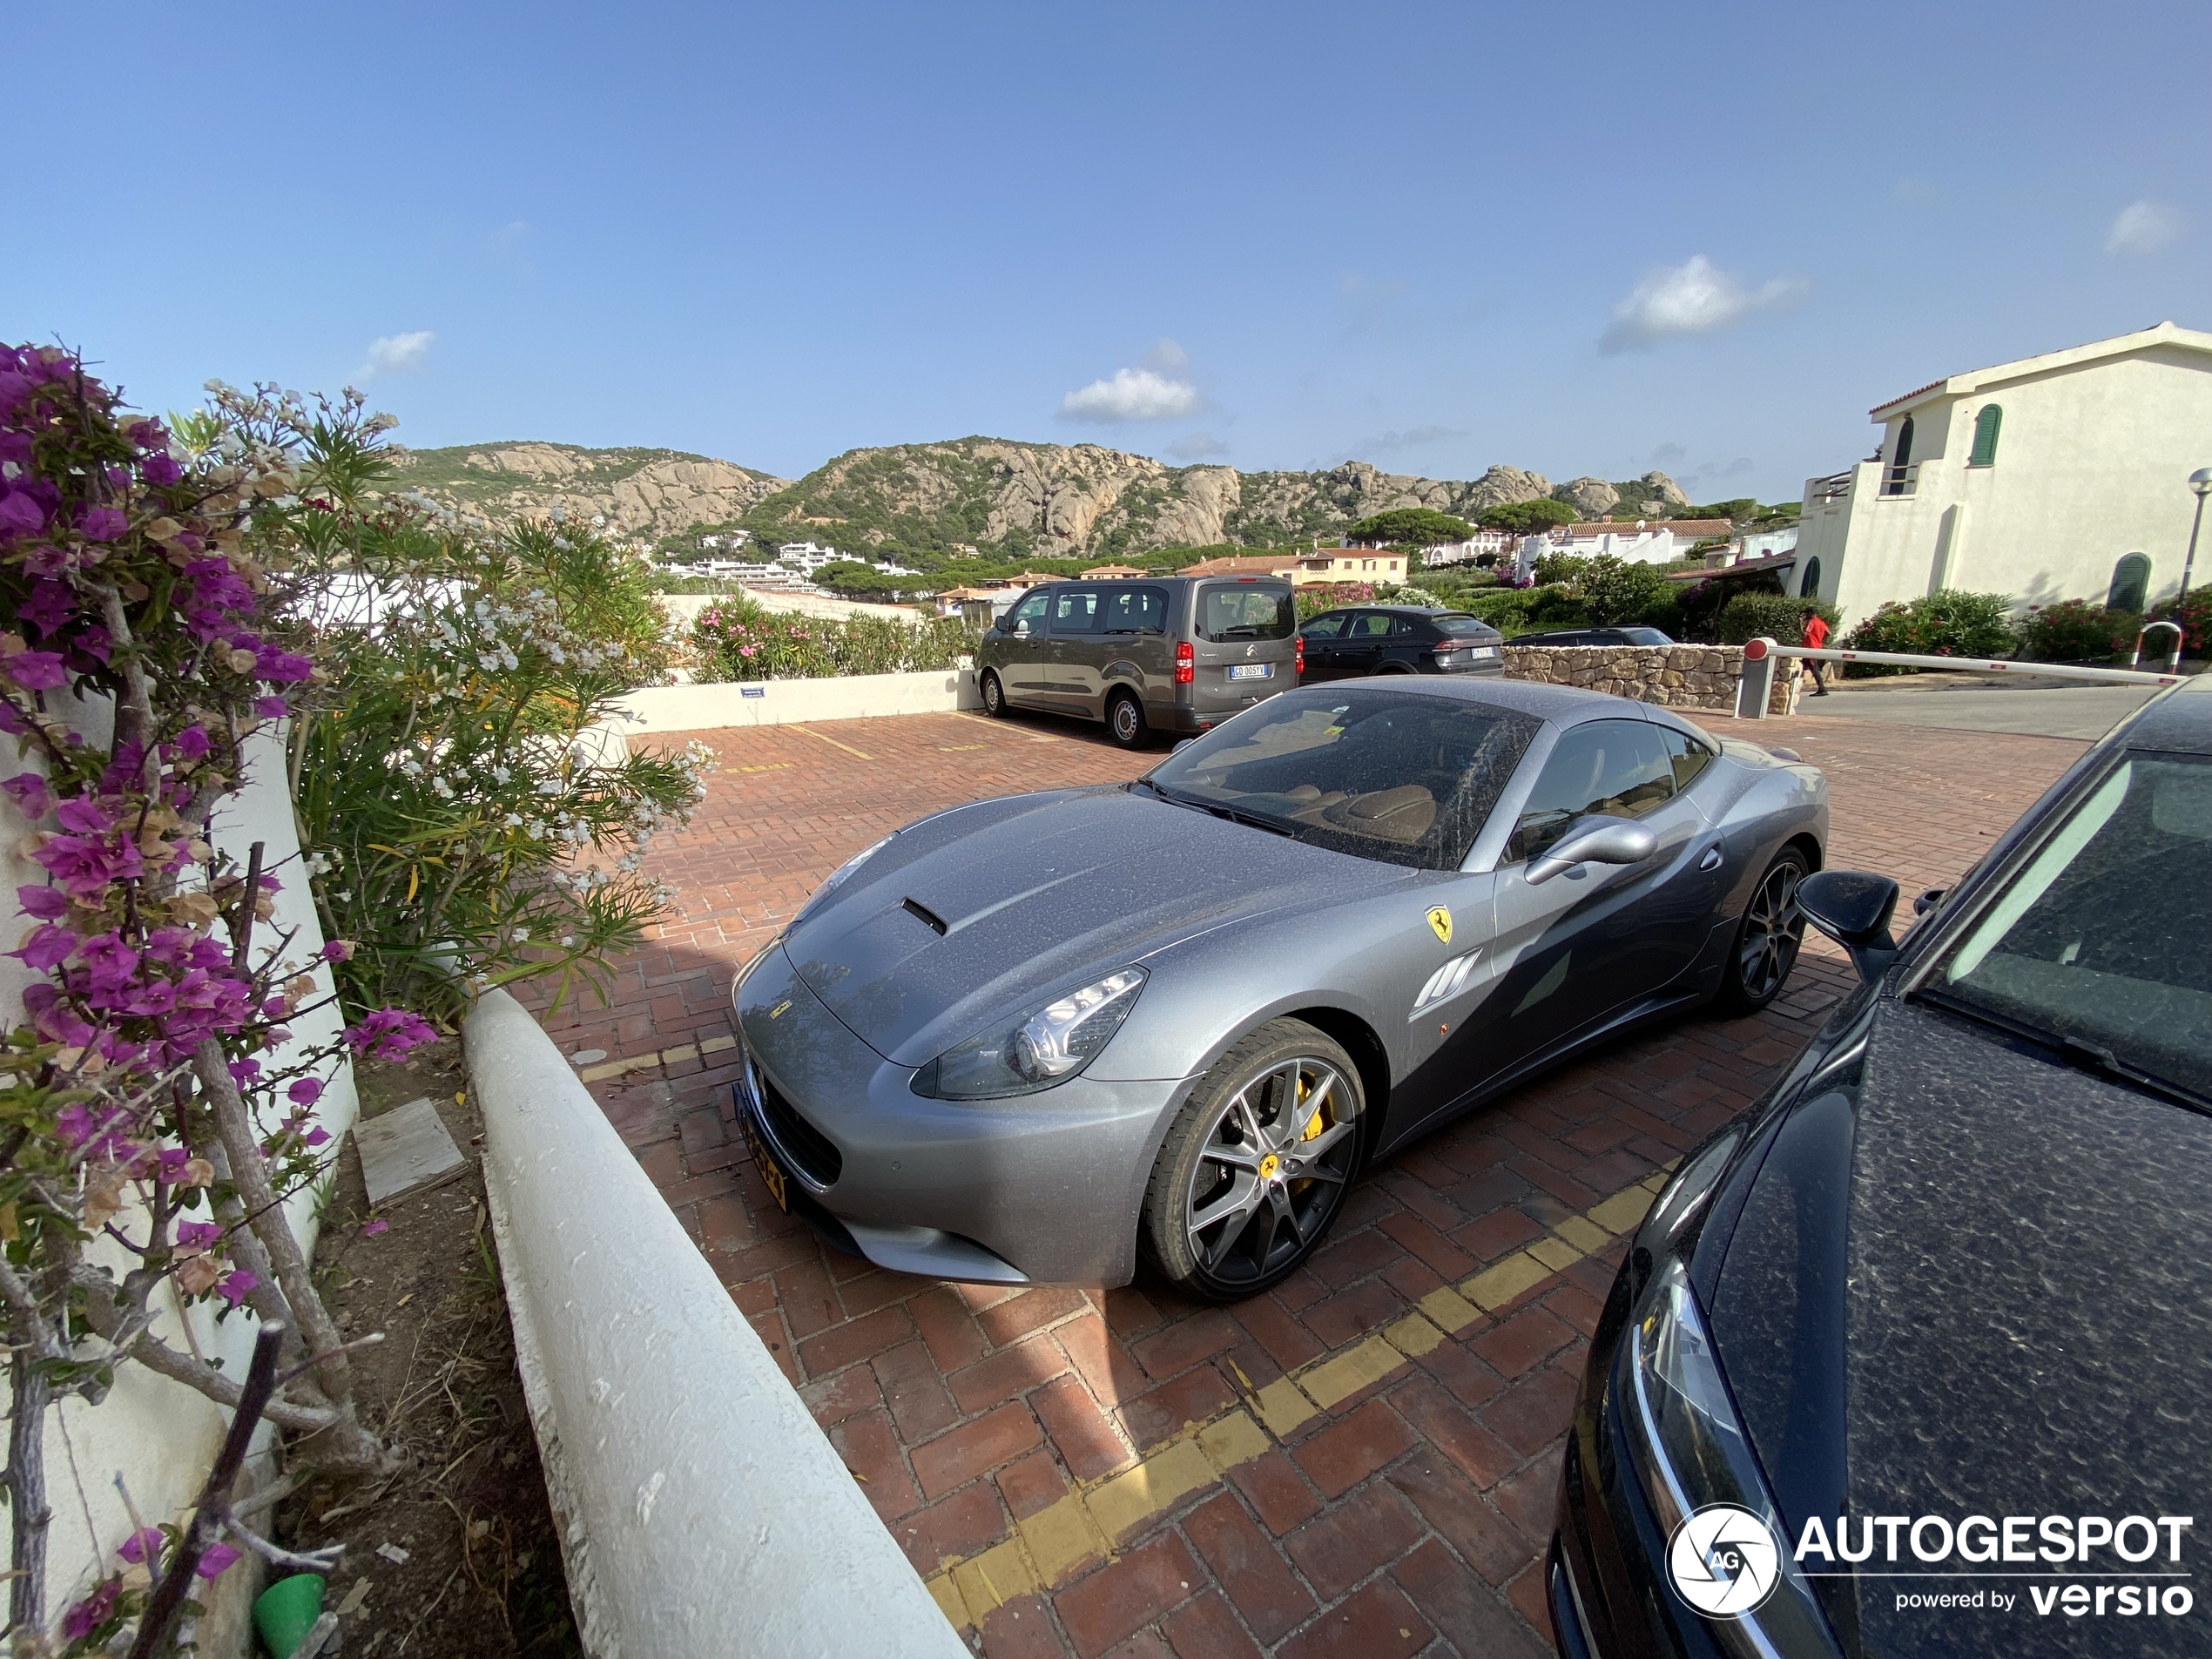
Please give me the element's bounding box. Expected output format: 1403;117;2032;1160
1052;589;1102;635
1509;719;1677;861
1347;613;1395;637
1302;612;1347;639
1102;586;1167;634
1661;725;1716;791
1008;593;1049;636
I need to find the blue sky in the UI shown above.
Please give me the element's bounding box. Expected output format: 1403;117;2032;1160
10;1;2206;502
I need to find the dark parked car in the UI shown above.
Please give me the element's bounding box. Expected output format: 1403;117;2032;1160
1299;605;1507;682
1510;624;1675;648
975;576;1295;748
1550;674;2212;1659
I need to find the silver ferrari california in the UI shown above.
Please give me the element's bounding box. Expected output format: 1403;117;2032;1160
732;679;1825;1301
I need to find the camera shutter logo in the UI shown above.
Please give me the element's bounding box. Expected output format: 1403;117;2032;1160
1668;1504;1783;1618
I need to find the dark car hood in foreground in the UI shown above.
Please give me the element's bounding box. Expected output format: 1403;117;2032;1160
784;786;1413;1067
1722;999;2212;1659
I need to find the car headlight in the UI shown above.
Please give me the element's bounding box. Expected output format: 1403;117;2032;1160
1624;1257;1840;1656
793;833;894;924
912;968;1148;1100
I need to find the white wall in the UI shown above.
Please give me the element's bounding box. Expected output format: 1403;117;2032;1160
4;715;355;1647
603;668;983;738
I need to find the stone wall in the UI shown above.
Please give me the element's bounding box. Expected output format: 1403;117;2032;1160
1500;644;1803;714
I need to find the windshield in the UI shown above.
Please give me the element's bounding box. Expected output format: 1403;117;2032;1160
1140;686;1540;869
1197;583;1295;641
1920;752;2212;1103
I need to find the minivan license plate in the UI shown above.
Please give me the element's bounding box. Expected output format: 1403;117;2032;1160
1228;664;1273;681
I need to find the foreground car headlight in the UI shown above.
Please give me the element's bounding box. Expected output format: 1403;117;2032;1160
913;968;1148;1100
793;833;894;923
1624;1257;1839;1656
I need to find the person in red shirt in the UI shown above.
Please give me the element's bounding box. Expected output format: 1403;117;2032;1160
1801;606;1831;696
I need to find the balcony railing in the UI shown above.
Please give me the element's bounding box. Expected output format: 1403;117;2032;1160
1808;470;1854;504
1878;461;1921;498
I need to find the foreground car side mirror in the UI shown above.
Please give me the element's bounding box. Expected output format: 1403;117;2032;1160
1798;869;1901;981
1527;816;1659;886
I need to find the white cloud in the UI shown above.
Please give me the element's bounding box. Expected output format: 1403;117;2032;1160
354;329;436;380
1059;339;1201;422
2106;199;2182;256
1600;256;1805;354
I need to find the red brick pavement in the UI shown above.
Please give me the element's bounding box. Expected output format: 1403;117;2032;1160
516;705;2088;1656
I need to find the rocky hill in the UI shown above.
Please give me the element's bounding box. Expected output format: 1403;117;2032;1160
392;442;788;540
396;435;1693;564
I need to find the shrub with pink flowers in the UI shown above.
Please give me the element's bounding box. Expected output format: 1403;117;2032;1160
691;592;971;681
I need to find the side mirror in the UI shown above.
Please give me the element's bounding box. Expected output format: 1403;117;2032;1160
1798;869;1901;981
1527;816;1659;886
1172;738;1195;754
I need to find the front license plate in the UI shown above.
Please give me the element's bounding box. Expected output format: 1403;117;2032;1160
734;1092;789;1211
1227;663;1273;681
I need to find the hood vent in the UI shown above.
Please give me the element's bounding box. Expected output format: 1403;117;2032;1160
900;897;948;935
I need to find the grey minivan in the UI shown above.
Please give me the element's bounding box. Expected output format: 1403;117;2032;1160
974;576;1298;748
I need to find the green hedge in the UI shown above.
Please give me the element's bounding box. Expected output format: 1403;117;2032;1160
1716;591;1839;646
1838;590;2014;676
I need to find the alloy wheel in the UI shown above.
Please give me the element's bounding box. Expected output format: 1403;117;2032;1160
1737;858;1805;1001
1184;1055;1357;1285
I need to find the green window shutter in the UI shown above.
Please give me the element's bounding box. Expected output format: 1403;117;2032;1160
1969;405;2003;467
2107;553;2151;615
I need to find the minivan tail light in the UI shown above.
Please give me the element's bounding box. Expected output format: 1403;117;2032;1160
1295;634;1305;675
1175;641;1195;685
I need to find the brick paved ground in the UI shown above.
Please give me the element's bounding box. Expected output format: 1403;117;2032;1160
516;705;2089;1657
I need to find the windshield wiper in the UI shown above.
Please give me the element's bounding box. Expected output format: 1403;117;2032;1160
1912;986;2212;1117
1134;779;1297;839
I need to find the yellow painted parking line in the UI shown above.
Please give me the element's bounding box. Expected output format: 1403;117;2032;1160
725;762;793;773
787;723;873;759
938;743;988;751
916;1172;1668;1632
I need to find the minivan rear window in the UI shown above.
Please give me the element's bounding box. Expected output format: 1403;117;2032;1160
1197;583;1295;642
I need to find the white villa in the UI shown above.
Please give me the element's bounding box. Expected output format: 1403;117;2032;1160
1795;320;2212;623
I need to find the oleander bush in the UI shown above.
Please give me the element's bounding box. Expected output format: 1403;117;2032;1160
691;593;971;680
2012;598;2140;663
2149;586;2212;660
1838;589;2015;677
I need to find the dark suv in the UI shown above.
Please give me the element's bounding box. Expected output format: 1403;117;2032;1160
1298;605;1507;684
974;576;1297;748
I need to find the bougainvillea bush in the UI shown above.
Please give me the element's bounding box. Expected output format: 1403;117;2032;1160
203;386;711;1022
690;593;970;681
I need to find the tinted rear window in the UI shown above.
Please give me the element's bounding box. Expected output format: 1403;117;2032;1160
1435;615;1498;637
1102;586;1168;633
1197;583;1295;642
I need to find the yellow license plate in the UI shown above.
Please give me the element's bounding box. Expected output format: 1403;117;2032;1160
737;1102;788;1212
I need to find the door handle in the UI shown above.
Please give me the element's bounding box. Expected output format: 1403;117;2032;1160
1697;846;1724;872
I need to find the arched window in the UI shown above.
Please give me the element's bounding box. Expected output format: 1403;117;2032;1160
2107;553;2152;615
1883;416;1916;495
1799;556;1822;598
1969;404;2003;467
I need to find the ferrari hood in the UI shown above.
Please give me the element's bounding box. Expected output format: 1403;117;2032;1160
784;786;1411;1067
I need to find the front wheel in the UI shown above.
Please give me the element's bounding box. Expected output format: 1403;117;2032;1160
1714;846;1809;1014
980;669;1010;718
1142;1020;1363;1300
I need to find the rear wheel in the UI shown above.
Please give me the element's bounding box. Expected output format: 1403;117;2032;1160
1142;1020;1363;1300
1107;690;1150;750
1714;846;1809;1014
980;669;1010;718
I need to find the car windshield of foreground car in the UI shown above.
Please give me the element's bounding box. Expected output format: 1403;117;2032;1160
1918;751;2212;1105
1197;584;1295;641
1140;686;1541;869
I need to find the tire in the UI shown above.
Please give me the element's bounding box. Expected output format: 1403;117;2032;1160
980;669;1011;718
1107;690;1150;750
1142;1019;1364;1300
1714;846;1810;1015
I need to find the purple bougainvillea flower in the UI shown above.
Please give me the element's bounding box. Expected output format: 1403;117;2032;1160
117;1526;165;1565
195;1542;242;1579
227;1056;261;1086
60;1579;118;1639
288;1077;323;1106
12;924;77;972
214;1272;257;1311
0;489;46;538
71;625;112;665
342;1008;439;1062
16;883;65;919
139;452;182;486
362;1218;388;1236
302;1126;331;1148
255;695;288;718
3;772;54;819
3;650;67;690
77;506;127;543
172;725;212;760
174;1220;222;1251
17;580;75;637
55;795;112;834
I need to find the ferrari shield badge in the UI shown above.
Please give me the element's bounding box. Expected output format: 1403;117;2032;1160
1426;906;1453;946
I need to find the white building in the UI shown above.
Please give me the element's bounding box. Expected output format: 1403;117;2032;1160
1509;518;1732;580
1795;320;2212;622
1420;529;1515;566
